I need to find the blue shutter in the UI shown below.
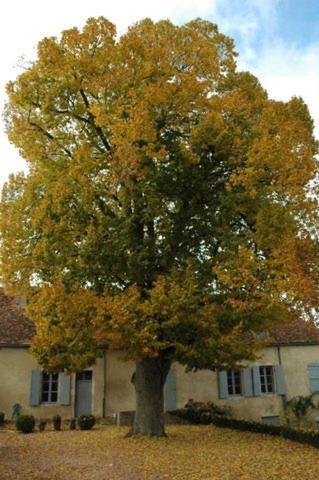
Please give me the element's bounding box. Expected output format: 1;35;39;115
165;368;176;411
252;366;261;396
275;364;286;395
58;373;71;405
243;368;254;397
308;363;319;393
29;370;41;406
218;371;228;399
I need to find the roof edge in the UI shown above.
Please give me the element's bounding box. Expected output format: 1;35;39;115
267;341;319;347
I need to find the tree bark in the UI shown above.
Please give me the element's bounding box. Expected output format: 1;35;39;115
130;356;171;437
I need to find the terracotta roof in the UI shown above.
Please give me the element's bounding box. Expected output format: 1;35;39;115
0;286;319;348
267;320;319;346
0;289;35;347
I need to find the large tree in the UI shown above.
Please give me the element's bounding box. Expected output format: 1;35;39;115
1;17;319;436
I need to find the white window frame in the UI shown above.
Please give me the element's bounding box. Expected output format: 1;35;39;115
41;372;59;403
227;369;242;396
259;366;274;394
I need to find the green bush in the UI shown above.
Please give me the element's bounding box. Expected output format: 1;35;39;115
69;418;76;430
170;402;319;449
170;400;230;425
170;408;202;424
77;414;96;430
0;411;4;426
286;394;317;426
38;419;47;432
52;415;62;431
16;414;35;434
211;415;319;449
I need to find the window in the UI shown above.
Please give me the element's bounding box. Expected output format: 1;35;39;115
227;370;242;396
308;364;319;393
41;373;58;403
259;366;274;394
255;331;269;340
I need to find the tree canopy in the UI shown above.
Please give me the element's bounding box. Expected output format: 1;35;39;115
1;17;319;435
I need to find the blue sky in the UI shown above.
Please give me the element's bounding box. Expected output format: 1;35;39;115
216;0;319;50
0;0;318;186
277;0;319;46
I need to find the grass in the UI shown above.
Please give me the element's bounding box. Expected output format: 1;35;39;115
1;424;319;479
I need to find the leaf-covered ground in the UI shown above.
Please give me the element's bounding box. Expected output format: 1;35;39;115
1;425;319;479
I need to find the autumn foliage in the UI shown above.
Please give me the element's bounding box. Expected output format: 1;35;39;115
2;426;319;479
1;17;319;435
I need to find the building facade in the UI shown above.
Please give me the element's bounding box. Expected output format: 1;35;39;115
1;289;319;424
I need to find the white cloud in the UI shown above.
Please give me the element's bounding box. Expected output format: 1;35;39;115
239;41;319;137
0;0;220;188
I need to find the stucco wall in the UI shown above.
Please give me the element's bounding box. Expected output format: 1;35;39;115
175;347;283;421
0;348;136;419
0;347;74;419
174;344;319;422
279;345;319;397
104;351;135;414
1;344;319;422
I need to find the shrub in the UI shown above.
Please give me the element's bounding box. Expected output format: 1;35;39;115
16;415;35;434
286;394;317;426
77;414;96;430
38;419;47;432
52;415;62;431
0;411;4;426
69;418;76;430
170;400;230;425
211;415;319;449
171;402;319;448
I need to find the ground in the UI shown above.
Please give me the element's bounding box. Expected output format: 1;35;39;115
1;424;319;479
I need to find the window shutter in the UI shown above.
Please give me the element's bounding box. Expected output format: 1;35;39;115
275;364;286;395
218;371;228;399
165;368;176;411
29;370;41;406
58;373;71;405
308;363;319;393
252;366;261;396
243;368;254;397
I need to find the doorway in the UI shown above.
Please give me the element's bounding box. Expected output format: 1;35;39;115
75;370;93;417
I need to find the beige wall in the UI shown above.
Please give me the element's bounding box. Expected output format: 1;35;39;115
279;345;319;398
104;351;135;414
175;347;283;421
1;344;319;422
0;348;136;420
174;344;319;422
0;347;74;419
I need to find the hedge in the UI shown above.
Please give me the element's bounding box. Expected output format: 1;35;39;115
212;416;319;449
170;408;319;449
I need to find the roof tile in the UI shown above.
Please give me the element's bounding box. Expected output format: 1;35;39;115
0;288;319;348
0;289;35;347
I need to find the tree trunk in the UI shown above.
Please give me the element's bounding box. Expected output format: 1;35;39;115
130;356;171;437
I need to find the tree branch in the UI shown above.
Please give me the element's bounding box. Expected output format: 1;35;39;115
79;89;112;152
28;121;72;158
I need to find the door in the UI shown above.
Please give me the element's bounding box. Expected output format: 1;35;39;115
75;371;93;417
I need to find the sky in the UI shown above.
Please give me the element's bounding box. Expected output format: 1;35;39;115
0;0;319;188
